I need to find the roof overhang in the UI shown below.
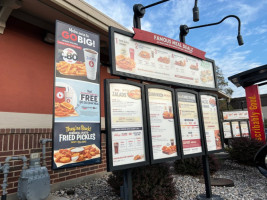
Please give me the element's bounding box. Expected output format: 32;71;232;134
228;64;267;88
1;0;130;64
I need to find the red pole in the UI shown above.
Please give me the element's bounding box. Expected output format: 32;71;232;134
245;85;266;143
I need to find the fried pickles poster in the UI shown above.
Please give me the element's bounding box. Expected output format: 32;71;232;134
109;83;146;166
53;21;100;169
147;88;178;160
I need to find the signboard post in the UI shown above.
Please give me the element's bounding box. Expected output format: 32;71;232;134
52;21;101;169
245;85;266;143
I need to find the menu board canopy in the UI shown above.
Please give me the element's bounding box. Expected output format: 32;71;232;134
109;26;217;91
105;79;149;171
52;21;101;170
223;111;249;120
145;85;181;164
199;93;224;154
176;89;204;158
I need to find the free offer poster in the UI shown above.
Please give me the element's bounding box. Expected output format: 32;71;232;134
200;95;222;152
147;88;178;161
177;92;202;155
53;21;100;169
109;83;146;167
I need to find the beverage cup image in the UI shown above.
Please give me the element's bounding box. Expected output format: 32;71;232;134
55;86;66;103
170;139;174;146
64;90;73;105
114;142;119;154
83;48;98;80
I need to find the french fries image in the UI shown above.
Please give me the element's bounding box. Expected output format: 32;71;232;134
56;61;87;76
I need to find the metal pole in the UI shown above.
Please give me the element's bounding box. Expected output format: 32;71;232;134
122;169;133;200
202;155;212;198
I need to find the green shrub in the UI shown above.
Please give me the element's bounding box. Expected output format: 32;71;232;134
226;137;264;166
173;155;220;176
107;163;177;200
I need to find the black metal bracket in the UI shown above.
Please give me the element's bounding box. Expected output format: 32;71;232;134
133;0;169;29
179;15;244;45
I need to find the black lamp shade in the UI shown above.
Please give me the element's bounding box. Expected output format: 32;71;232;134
193;6;199;22
237;34;244;46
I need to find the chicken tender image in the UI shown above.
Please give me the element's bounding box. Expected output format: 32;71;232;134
56;61;87;76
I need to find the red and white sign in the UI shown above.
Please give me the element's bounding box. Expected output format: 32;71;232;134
245;85;266;143
133;28;206;60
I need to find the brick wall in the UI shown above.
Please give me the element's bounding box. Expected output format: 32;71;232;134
0;129;107;195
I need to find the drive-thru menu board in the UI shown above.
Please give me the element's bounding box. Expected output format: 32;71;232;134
110;27;216;90
240;121;250;137
223;111;248;120
200;95;222;152
232;121;241;137
146;87;179;163
52;21;101;169
105;80;149;171
177;91;203;156
223;122;232;139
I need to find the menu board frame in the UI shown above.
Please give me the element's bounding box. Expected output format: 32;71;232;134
52;21;101;170
104;79;150;171
222;121;233;139
145;85;181;164
199;93;224;154
175;89;205;158
109;26;218;91
231;121;242;138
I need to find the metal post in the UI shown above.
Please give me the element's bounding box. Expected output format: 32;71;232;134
122;169;133;200
202;155;212;198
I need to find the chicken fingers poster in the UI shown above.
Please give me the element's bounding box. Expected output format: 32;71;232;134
53;21;101;169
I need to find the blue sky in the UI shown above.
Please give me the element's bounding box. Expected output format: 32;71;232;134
85;0;267;98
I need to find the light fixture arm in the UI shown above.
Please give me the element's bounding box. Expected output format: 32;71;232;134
133;0;170;29
180;15;244;45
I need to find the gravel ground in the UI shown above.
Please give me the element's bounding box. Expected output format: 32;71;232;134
53;160;267;200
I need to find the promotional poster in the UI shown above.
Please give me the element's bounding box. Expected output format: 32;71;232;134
240;121;250;137
53;21;101;169
147;88;178;160
109;83;146;166
177;92;202;155
200;95;222;152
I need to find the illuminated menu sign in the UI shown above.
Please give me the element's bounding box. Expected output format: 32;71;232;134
200;95;222;152
147;88;178;162
109;82;147;168
110;27;216;90
177;92;202;155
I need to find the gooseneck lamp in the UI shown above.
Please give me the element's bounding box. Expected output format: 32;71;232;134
133;0;199;29
179;15;244;46
193;0;199;22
